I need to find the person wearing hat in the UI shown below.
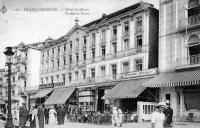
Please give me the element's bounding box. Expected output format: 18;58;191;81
163;100;173;128
48;106;57;126
151;102;166;128
111;106;118;127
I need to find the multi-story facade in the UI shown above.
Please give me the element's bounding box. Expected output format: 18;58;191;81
2;42;49;111
0;69;6;111
145;0;200;121
37;1;159;116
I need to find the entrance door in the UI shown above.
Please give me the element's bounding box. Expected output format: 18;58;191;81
97;89;105;113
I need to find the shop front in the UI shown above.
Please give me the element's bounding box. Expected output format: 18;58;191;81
103;69;159;122
144;69;200;121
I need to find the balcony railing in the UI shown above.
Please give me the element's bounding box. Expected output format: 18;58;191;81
111;34;117;42
122;31;129;38
188;14;200;26
190;54;200;65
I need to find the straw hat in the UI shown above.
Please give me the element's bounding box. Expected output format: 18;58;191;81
156;102;166;108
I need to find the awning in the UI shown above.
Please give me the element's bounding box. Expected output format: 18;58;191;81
44;87;75;105
103;78;149;99
31;89;53;99
144;70;200;87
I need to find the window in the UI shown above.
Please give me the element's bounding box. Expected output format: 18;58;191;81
101;45;106;57
41;78;43;84
52;48;54;55
112;25;117;40
56;75;59;82
91;48;95;59
83;50;86;61
123;39;129;51
46;77;48;84
13;77;15;82
136;16;142;33
83;36;87;47
57;59;60;67
51;76;54;83
42;53;44;62
70;41;73;51
92;33;96;46
47;50;49;57
68;73;72;82
63;57;66;65
112;42;117;54
136;35;143;48
124;21;129;36
24;80;26;88
76;53;79;62
122;61;129;73
111;64;117;80
52;60;54;68
101;66;106;77
69;55;72;65
135;59;143;71
82;70;86;80
62;74;65;83
57;46;60;54
75;71;79;80
76;38;79;50
64;44;66;51
101;29;106;42
188;35;200;64
91;68;95;78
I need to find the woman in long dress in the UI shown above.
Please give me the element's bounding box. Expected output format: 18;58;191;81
151;102;166;128
48;106;57;125
30;106;39;128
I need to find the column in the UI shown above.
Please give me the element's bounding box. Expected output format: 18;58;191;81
180;90;184;117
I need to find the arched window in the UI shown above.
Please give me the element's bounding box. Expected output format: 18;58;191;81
188;0;199;8
188;34;199;45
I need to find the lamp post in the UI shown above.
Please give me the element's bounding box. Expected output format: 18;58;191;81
4;47;14;128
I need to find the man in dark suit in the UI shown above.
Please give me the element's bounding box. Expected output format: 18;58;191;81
163;101;173;128
44;105;50;124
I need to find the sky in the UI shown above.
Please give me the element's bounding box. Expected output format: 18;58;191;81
0;0;159;69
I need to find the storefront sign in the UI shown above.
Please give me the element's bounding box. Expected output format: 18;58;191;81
39;83;54;89
122;68;158;79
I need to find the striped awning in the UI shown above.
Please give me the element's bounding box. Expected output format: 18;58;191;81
103;78;149;99
31;89;53;99
44;87;75;105
144;70;200;87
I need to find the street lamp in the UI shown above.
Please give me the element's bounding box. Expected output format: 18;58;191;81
4;47;14;128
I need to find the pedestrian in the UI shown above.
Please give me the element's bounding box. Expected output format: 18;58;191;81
19;103;29;128
117;106;123;127
13;110;19;128
163;100;173;128
37;105;44;128
44;106;50;124
151;102;166;128
57;105;62;125
29;105;39;128
61;105;66;124
48;106;57;125
111;106;118;127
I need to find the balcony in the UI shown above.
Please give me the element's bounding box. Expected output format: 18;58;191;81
178;14;200;32
91;42;96;48
100;38;106;45
190;54;200;65
111;35;117;42
122;31;129;38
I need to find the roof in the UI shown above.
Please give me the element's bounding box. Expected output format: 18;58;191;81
83;1;153;28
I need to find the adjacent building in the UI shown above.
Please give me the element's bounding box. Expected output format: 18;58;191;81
145;0;200;121
36;1;159;119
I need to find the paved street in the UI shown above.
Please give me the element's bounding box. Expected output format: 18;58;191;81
1;120;200;128
43;122;200;128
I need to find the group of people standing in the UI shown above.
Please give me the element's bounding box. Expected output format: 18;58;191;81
111;106;123;127
13;104;67;128
44;105;66;126
151;101;173;128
